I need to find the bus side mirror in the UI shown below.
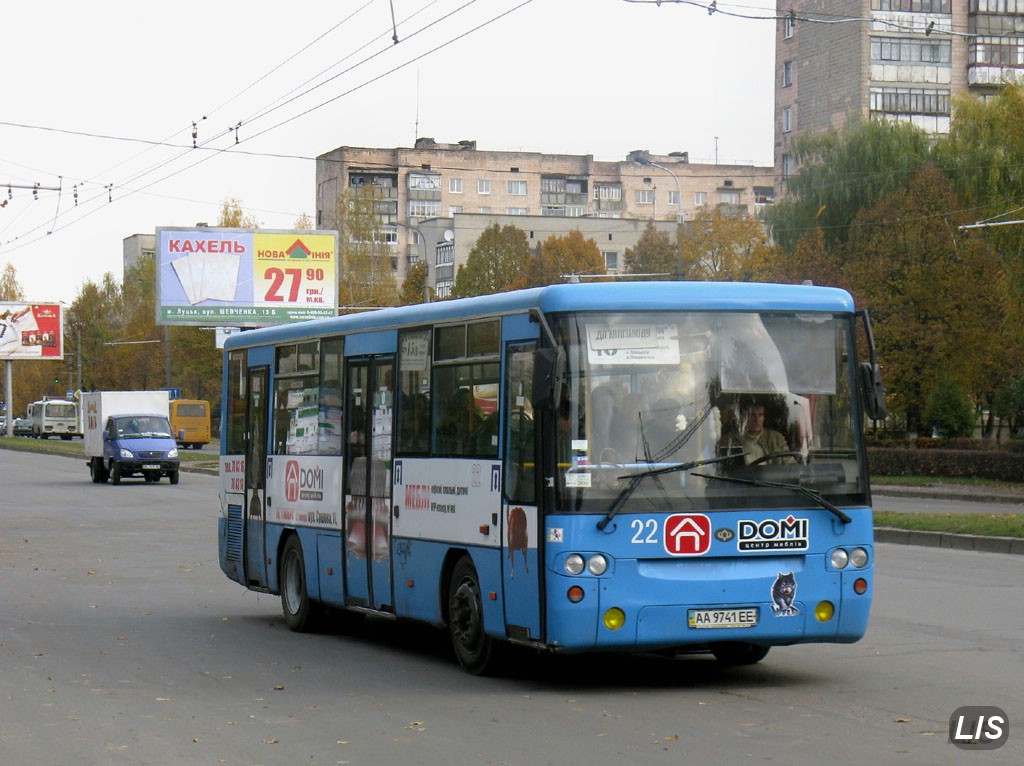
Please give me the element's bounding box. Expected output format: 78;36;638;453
178;429;186;442
859;362;887;421
531;347;564;410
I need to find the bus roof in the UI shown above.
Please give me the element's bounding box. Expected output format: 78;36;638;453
223;281;855;350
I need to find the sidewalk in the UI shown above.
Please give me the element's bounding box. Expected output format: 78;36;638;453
872;481;1024;506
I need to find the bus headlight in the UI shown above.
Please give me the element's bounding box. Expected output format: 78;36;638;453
850;547;869;568
830;549;849;569
587;554;608;575
565;554;585;576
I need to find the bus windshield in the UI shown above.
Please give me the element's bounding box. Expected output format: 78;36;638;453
556;310;866;513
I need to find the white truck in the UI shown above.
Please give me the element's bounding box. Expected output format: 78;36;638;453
81;391;181;485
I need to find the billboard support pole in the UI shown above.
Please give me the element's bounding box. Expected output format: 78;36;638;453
4;359;12;437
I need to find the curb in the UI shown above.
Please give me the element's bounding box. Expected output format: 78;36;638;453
875;526;1024;555
873;485;1024;506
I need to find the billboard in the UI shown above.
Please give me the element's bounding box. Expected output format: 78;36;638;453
0;302;63;359
156;227;338;326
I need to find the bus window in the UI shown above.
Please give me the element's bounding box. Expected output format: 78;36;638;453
225;350;247;454
433;362;499;457
273;341;321;455
318;337;344;455
504;343;536;504
397;329;431;455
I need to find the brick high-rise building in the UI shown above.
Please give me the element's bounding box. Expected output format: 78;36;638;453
315;139;775;295
775;1;1024;181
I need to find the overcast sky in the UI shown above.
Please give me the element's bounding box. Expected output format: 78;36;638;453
1;0;777;305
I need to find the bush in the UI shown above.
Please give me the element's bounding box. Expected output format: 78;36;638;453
869;447;1024;482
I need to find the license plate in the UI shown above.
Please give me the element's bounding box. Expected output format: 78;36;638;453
142;464;160;470
687;608;759;629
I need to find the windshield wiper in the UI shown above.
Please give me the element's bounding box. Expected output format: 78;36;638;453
596;454;737;531
691;471;852;524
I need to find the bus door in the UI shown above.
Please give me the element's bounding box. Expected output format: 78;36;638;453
244;366;270;587
344;356;395;611
502;339;542;641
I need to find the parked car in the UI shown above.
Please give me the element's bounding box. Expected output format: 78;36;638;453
13;417;32;436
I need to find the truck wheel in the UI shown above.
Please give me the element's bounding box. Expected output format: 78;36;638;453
110;462;122;485
90;459;103;484
168;470;180;485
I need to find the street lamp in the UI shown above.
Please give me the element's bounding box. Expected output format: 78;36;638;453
629;150;684;279
629;149;683;225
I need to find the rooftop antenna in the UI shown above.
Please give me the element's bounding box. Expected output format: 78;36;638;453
414;70;420;142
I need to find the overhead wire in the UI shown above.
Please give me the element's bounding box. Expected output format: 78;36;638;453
1;0;524;253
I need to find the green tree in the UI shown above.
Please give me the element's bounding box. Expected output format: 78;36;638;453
765;118;933;253
399;260;433;305
527;229;605;287
451;224;529;298
219;197;259;229
844;166;1009;434
624;220;676;278
0;262;23;300
335;186;399;311
678;207;775;281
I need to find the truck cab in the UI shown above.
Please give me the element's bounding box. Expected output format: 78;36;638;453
98;413;180;485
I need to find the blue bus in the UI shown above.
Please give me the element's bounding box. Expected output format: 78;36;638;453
218;282;885;674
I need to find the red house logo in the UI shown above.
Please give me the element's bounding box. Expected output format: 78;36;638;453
285;460;300;503
664;513;712;556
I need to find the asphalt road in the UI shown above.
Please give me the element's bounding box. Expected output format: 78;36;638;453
1;451;1020;765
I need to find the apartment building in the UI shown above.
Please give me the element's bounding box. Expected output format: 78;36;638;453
775;0;1024;179
315;139;775;292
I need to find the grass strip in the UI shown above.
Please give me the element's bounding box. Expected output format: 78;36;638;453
875;511;1024;538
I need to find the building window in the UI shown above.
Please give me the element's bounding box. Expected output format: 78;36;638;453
408;200;441;218
602;251;618;272
635;189;655;204
666;190;680;206
507;180;527;196
782;106;792;133
871;37;951;65
408;172;441;190
449;206;463;216
478;179;491;195
565;206;587;217
694;191;708;206
782;154;792;180
719;191;741;205
784;14;795;39
595;184;622;201
871;1;949;11
478;206;491;214
449;178;463;193
782;60;793;87
506;207;528;216
870;86;950;116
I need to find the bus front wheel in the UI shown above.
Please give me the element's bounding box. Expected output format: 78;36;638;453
448;556;498;675
280;536;322;632
710;642;770;666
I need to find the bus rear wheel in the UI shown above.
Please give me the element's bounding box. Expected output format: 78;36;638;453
280;536;322;632
448;556;499;675
710;642;770;666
